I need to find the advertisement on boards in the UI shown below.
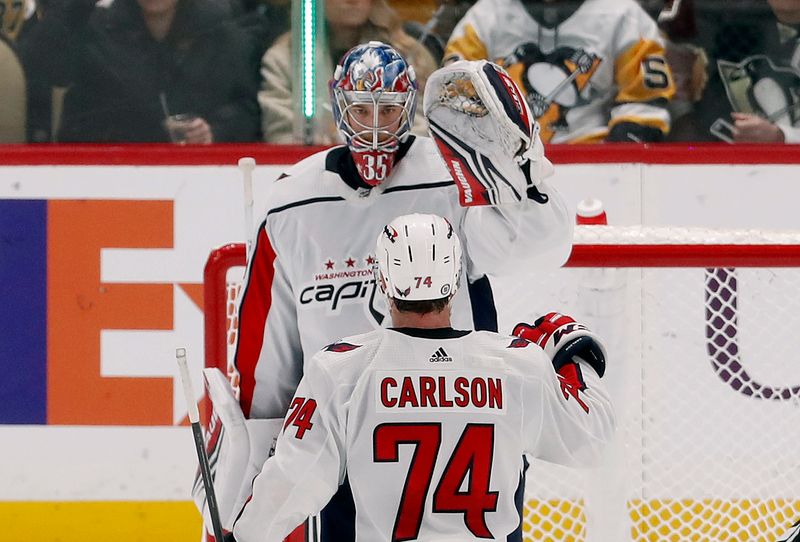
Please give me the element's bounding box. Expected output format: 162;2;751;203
1;145;800;541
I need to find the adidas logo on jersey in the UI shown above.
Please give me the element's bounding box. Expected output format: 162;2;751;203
429;347;453;363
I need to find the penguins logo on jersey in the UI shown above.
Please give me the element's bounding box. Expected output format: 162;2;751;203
502;43;602;141
711;55;800;141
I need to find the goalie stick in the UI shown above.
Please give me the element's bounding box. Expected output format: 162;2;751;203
238;157;256;253
176;348;226;542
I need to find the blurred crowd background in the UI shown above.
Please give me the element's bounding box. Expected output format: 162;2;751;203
0;0;798;146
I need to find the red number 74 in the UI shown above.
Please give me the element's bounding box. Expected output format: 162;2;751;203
373;423;498;541
284;397;317;439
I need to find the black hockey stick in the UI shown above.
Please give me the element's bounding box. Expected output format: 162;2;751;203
176;348;226;542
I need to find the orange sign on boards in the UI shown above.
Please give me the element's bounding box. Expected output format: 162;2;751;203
47;200;178;425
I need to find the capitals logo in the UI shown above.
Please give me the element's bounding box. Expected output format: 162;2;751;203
394;285;411;298
502;43;602;142
384;225;399;243
299;255;386;326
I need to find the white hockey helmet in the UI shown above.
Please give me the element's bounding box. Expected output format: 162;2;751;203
375;214;462;302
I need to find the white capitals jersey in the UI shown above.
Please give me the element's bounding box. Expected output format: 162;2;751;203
444;0;675;143
232;327;616;542
233;136;572;419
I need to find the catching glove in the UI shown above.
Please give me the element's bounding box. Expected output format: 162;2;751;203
424;60;554;207
513;312;606;377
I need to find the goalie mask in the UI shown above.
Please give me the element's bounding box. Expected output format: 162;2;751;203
374;214;462;302
330;41;418;186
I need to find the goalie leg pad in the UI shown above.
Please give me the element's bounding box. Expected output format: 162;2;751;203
513;312;607;377
193;368;283;532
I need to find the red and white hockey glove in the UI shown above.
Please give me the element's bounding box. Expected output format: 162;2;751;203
424;60;554;207
513;312;607;377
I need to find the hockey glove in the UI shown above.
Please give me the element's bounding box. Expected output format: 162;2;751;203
513;312;607;377
424;60;554;207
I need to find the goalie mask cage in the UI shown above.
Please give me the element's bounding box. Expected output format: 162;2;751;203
204;226;800;542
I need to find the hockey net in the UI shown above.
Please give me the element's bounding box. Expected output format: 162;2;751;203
204;226;800;542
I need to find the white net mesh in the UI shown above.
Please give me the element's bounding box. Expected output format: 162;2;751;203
224;267;244;384
209;226;800;541
502;265;800;541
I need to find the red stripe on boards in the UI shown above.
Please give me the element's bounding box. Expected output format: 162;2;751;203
3;143;800;165
235;227;277;418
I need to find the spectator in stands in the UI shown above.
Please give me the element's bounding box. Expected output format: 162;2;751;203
259;0;437;144
666;0;799;143
0;0;34;142
443;0;676;143
386;0;478;64
651;0;710;142
229;0;290;88
720;0;800;143
18;0;259;143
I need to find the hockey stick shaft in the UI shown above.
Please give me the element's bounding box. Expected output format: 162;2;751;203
238;157;256;253
176;348;226;542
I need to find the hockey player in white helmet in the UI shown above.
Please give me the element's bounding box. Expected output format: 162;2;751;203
228;213;615;542
197;42;573;541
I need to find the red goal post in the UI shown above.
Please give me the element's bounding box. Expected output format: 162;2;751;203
204;225;800;542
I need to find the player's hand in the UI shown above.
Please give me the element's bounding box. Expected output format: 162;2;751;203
183;117;214;144
731;112;785;143
513;312;606;377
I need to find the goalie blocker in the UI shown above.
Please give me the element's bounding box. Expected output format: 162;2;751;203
423;59;554;207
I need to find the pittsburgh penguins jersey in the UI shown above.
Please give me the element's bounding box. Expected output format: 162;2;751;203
232;327;615;542
713;21;800;143
444;0;676;143
233;135;572;420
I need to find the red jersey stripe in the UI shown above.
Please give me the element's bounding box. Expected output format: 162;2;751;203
235;227;277;418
